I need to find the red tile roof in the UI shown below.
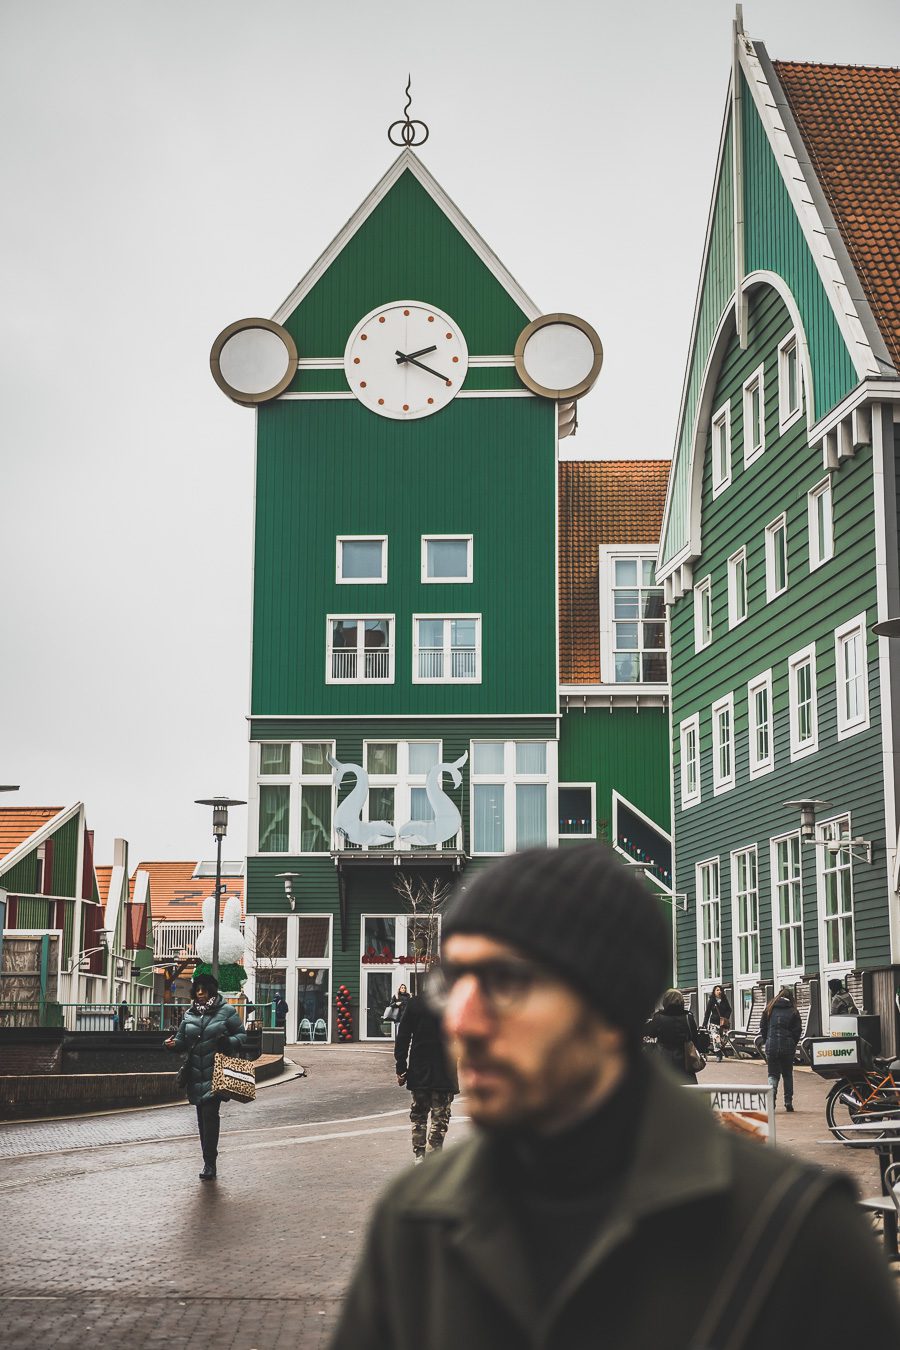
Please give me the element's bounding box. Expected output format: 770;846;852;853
95;866;113;905
774;61;900;371
0;808;64;865
132;861;245;922
559;461;670;684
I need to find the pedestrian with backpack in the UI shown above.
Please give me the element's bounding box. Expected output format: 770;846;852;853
759;987;802;1112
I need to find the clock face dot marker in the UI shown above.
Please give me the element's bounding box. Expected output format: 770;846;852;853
360;381;367;388
353;357;360;364
427;398;434;405
446;380;452;387
403;309;410;316
452;356;459;363
361;333;367;341
403;404;409;412
378;398;384;405
428;316;434;322
379;316;386;323
446;332;452;339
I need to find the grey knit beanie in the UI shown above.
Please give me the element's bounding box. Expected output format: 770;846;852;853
442;843;670;1037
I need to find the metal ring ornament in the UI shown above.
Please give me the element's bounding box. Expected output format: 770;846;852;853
514;313;604;401
209;317;298;405
388;118;429;147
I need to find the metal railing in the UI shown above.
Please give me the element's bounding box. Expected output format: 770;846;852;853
330;648;391;680
153;921;205;959
0;1001;275;1032
417;648;476;680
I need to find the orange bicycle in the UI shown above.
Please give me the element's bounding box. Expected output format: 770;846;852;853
824;1057;900;1142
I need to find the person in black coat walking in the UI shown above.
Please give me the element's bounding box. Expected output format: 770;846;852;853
395;994;459;1163
647;988;703;1083
165;974;247;1180
759;988;802;1112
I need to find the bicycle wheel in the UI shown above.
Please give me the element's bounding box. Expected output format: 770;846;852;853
825;1078;892;1142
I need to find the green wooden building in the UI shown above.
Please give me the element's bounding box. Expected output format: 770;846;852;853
659;19;900;1051
223;145;671;1041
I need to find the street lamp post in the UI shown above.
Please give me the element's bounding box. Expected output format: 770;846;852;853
195;797;246;980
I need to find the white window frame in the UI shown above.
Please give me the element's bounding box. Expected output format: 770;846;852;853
712;693;735;795
816;814;855;976
731;845;761;985
558;782;597;840
679;714;701;809
359;739;460;851
807;477;834;571
326;615;394;684
420;534;473;584
469;740;558;856
412;614;482;684
727;547;748;629
711;402;732;497
788;643;818;761
742;363;766;466
764;514;788;602
335;535;387;584
777;331;804;433
251;740;336;856
696;857;722;988
598;544;668;689
747;669;774;779
694;575;712;652
834;612;870;739
246;912;334;1043
770;832;803;983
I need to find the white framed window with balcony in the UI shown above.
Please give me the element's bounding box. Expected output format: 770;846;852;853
743;363;766;465
731;845;760;982
421;535;473;583
336;536;387;584
771;832;803;980
712;693;735;795
413;615;481;683
696;858;721;987
598;545;668;685
807;478;834;570
679;714;701;809
788;643;818;760
470;740;556;855
764;514;787;602
778;331;803;432
711;402;732;496
727;548;748;628
694;575;712;651
747;669;773;778
835;613;870;739
326;616;394;683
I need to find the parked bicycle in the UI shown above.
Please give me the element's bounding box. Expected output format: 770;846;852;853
815;1055;900;1142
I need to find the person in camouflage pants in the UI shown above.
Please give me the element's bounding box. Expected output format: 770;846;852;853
395;993;459;1163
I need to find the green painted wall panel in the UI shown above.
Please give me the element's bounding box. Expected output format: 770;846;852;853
252;397;557;717
50;817;79;898
1;850;38;894
557;707;670;840
669;284;883;989
282;170;530;358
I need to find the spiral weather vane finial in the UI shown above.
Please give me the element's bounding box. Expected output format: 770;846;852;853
388;75;429;148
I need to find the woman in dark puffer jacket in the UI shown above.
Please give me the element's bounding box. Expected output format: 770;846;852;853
166;974;247;1180
647;988;703;1084
759;987;802;1113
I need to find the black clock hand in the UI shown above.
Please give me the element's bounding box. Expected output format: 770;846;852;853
395;345;438;365
403;355;451;382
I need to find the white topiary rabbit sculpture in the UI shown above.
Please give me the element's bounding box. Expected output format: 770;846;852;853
195;895;246;972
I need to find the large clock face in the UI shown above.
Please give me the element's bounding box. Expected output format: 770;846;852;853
344;302;468;419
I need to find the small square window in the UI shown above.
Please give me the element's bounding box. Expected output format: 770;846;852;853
558;785;595;838
422;536;472;583
337;537;387;583
413;615;481;682
366;743;398;775
408;742;440;774
300;743;331;775
515;742;546;774
472;741;504;774
260;743;291;775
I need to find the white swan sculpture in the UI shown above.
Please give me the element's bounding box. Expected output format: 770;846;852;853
395;753;468;847
328;754;396;847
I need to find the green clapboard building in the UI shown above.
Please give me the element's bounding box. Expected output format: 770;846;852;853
213;140;671;1041
659;18;900;1052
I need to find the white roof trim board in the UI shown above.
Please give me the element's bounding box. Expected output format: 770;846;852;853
272;148;540;327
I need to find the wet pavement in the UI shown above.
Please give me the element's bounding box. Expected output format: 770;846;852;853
0;1050;894;1347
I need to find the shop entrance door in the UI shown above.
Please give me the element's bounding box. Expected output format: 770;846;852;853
360;913;440;1040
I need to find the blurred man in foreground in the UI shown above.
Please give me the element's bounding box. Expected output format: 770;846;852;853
332;845;900;1348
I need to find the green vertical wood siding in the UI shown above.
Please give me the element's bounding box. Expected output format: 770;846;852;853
252;397;557;717
49;816;79;897
669;285;883;988
281;170;530;358
557;707;670;840
662;76;858;567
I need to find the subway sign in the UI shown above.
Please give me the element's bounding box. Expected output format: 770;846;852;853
811;1039;862;1067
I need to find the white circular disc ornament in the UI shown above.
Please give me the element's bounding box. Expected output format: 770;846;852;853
210;318;298;405
344;302;468;420
514;313;603;400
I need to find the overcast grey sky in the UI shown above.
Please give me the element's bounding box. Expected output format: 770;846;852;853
1;0;897;868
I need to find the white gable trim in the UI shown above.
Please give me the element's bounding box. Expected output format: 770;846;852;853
736;35;880;381
272;149;540;328
0;802;83;881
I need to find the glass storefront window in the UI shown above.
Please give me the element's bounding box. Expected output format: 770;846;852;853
256;969;286;1008
298;916;330;960
365;971;394;1038
256;917;287;959
296;969;330;1036
364;916;395;960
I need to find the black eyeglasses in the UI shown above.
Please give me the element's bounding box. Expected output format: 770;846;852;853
424;958;552;1016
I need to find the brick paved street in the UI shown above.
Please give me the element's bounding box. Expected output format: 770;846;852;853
0;1050;894;1348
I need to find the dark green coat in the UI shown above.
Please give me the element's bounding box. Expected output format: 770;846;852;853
331;1063;900;1349
172;996;247;1105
